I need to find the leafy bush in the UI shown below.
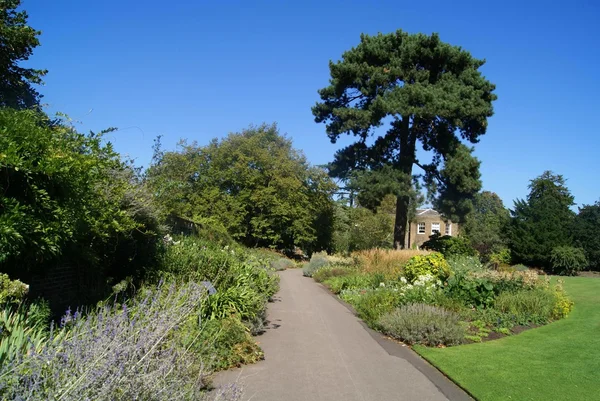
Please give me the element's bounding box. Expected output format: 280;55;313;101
302;253;329;277
0;109;163;293
422;234;477;258
377;304;466;346
551;280;574;319
157;237;279;331
472;270;541;293
550;246;588;276
398;275;444;305
351;289;403;327
352;248;430;278
271;257;296;271
447;255;486;275
512;264;529;272
488;247;512;267
312;266;353;283
0;273;29;304
445;272;496;308
323;274;374;294
0;281;240;400
403;253;450;283
494;289;557;325
187;316;264;371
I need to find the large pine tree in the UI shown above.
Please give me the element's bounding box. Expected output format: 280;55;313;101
312;30;496;248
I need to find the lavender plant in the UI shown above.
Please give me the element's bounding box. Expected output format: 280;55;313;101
0;281;240;401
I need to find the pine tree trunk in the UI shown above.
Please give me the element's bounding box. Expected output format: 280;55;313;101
392;116;415;250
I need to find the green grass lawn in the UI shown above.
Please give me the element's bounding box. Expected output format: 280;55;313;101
415;277;600;401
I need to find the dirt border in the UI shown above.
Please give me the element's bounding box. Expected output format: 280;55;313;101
315;280;475;401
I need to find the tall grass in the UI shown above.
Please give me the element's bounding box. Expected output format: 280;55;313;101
353;248;430;277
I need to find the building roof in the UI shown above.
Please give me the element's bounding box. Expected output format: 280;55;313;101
415;208;440;217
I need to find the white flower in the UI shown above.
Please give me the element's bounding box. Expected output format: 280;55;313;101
379;282;385;287
400;277;408;284
406;284;413;290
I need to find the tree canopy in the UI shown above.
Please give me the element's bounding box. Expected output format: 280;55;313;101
146;124;336;253
573;201;600;270
463;191;510;258
312;30;496;248
509;171;575;268
0;109;161;282
0;0;46;109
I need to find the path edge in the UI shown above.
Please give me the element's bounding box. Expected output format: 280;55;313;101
311;278;476;401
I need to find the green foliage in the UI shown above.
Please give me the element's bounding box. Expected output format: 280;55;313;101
377;304;466;346
446;255;486;275
0;274;28;304
462;191;510;259
445;272;495;308
332;195;398;252
323;273;373;294
351;288;402;327
187;316;264;371
422;234;477;258
0;0;47;109
572;201;600;270
270;257;296;271
493;289;558;325
146;124;336;253
157;236;279;326
0;109;163;296
509;171;576;269
489;248;512;267
302;253;330;277
550;246;588;276
312;265;353;283
0;301;51;364
313;30;495;247
403;253;450;283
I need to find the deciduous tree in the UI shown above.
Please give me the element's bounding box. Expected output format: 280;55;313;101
463;191;510;258
313;30;496;248
146;124;336;252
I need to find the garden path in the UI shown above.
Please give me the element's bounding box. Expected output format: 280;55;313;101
214;269;471;401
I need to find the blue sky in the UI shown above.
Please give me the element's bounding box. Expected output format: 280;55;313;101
24;0;599;209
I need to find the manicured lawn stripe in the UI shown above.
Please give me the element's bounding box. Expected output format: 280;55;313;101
415;277;600;401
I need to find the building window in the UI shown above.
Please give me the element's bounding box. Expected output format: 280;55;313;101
417;222;426;234
431;222;440;234
445;223;452;236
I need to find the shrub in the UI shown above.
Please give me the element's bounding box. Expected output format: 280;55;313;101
494;289;557;325
447;255;486;275
421;234;477;258
472;270;541;293
445;272;496;308
0;281;240;401
403;253;450;283
352;289;403;327
271;257;296;271
352;248;430;278
377;304;466;346
398;275;444;305
312;266;353;283
512;264;529;272
488;247;512;267
0;274;29;304
323;274;373;294
551;280;574;319
188;316;264;371
550;246;588;276
302;253;329;277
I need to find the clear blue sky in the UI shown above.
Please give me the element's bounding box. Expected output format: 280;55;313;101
24;0;600;209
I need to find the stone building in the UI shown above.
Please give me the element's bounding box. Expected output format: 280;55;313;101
405;208;458;249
